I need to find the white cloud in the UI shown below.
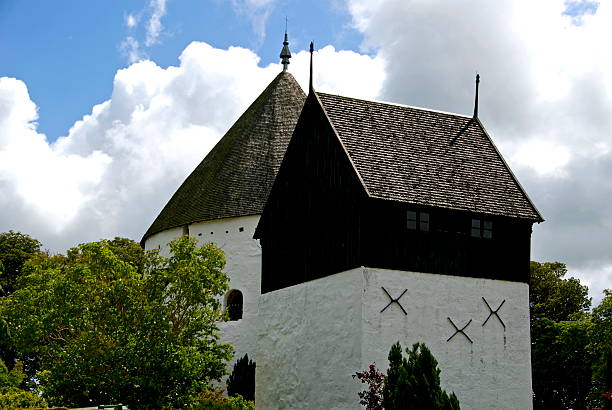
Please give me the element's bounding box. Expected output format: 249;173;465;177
120;36;144;64
126;13;138;29
230;0;277;45
344;0;612;300
145;0;167;46
0;41;384;253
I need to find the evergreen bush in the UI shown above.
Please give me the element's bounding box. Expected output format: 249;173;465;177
382;342;460;410
226;354;256;402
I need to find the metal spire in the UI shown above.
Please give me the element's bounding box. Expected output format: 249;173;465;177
473;73;480;119
279;20;291;72
309;41;314;92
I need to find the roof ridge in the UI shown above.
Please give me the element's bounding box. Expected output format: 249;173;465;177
316;91;473;119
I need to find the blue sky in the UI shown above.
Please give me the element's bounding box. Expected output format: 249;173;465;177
1;0;611;300
1;0;363;142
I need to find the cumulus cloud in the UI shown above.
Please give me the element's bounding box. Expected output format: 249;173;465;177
0;41;384;254
345;0;612;300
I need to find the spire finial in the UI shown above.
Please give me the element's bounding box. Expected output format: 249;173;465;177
473;73;480;119
309;41;314;92
279;20;291;72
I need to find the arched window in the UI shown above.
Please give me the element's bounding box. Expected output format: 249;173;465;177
226;289;243;321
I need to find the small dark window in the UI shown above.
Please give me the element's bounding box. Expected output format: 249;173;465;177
182;225;189;236
471;219;481;237
407;211;417;230
483;220;493;239
471;218;493;239
420;212;429;232
239;227;244;232
226;289;243;321
408;210;429;232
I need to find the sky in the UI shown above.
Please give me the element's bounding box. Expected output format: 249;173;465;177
1;0;610;303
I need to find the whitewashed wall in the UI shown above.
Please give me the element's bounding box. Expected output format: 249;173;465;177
144;215;262;379
256;267;532;410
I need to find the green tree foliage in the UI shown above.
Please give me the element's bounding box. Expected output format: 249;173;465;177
529;262;612;409
529;261;591;322
382;342;460;410
0;231;42;297
0;236;232;408
0;360;47;409
531;318;595;409
0;231;43;380
590;291;612;408
227;353;256;402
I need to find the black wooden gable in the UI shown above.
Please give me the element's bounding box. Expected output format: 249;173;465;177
255;91;542;293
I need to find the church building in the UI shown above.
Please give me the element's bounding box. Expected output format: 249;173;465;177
142;35;542;409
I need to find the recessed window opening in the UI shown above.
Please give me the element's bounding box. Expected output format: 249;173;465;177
471;218;493;239
226;289;243;321
407;210;429;232
239;227;244;232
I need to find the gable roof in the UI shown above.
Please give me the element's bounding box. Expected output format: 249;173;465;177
142;71;306;243
316;92;543;222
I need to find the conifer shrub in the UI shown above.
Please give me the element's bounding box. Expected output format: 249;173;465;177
382;342;460;410
226;354;256;402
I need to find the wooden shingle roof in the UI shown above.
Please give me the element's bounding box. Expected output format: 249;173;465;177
142;71;306;243
316;92;543;221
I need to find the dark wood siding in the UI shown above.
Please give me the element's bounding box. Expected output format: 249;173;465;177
257;94;367;293
360;199;533;283
256;94;534;293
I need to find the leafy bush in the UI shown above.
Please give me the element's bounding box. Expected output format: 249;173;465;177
227;354;256;401
192;388;255;410
383;342;460;410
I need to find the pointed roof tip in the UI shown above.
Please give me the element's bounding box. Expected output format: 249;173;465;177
280;21;291;72
473;72;480;119
141;71;307;244
309;41;314;92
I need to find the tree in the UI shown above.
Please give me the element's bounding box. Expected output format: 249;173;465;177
0;236;232;408
227;353;256;402
382;342;460;410
590;290;612;408
529;261;590;322
0;231;42;378
353;362;385;410
0;231;42;297
0;360;47;409
531;318;594;409
529;262;603;410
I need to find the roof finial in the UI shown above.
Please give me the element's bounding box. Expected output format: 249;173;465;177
473;73;480;119
279;20;291;72
309;41;314;92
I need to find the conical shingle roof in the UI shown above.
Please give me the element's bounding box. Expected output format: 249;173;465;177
142;71;306;243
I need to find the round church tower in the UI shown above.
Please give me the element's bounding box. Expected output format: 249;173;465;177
141;37;306;368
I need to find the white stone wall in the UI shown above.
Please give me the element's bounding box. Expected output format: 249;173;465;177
256;267;532;410
143;215;262;379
